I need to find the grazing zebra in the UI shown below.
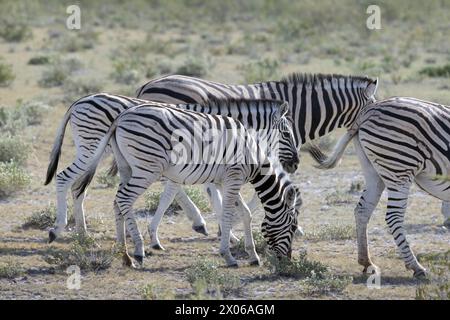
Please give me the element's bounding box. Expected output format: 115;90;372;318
76;102;301;267
44;94;298;244
308;97;450;277
136;73;378;247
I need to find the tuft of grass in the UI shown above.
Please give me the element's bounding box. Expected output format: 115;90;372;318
0;259;25;279
54;31;99;52
0;60;15;87
44;233;115;272
305;224;356;241
141;283;174;300
63;78;103;102
0;20;32;42
416;251;449;300
266;251;329;279
303;272;352;296
28;55;51;65
22;204;75;230
325;190;354;206
176;56;208;77
240;58;279;83
96;169;119;189
0;101;48;134
110;59;141;85
0;135;29;164
39;64;68;87
0;161;30;199
235;230;268;256
186;259;241;298
184;186;211;212
420;64;450;78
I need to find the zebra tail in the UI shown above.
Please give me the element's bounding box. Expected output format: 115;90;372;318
44;103;75;185
308;131;356;169
76;119;119;197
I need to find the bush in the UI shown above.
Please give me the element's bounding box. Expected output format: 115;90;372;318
325;190;354;206
186;259;240;297
39;65;68;87
96;169;119;189
54;31;99;52
305;224;356;241
303;272;352;296
0;61;15;87
176;57;208;77
144;186;210;215
28;55;51;65
141;283;174;300
0;161;30;198
0;259;24;279
416;250;449;300
111;59;141;85
266;251;328;279
240;58;279;83
0;101;48;134
63;78;103;102
0;135;29;164
44;233;115;272
420;64;450;78
0;20;32;42
22;204;75;230
235;230;268;256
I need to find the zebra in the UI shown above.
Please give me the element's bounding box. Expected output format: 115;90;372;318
44;94;299;244
76;101;301;267
135;73;379;248
308;97;450;277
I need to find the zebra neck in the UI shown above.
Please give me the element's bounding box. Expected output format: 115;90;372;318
249;161;287;212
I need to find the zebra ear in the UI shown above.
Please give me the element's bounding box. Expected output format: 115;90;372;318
365;78;378;97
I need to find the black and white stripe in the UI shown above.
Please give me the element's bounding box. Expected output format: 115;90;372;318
76;101;301;267
309;97;450;277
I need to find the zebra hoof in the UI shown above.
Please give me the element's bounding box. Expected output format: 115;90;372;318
151;243;165;251
134;255;144;266
48;230;57;243
413;269;428;280
193;225;209;236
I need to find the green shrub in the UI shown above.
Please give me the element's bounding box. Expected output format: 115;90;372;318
267;251;328;279
240;58;279;83
28;55;51;65
420;64;450;78
176;57;208;77
44;233;115;272
39;65;68;87
63;78;103;102
303;272;352;296
22;204;75;230
186;259;240;297
0;259;24;279
0;101;48;134
416;251;449;300
184;186;211;212
0;61;15;87
96;168;119;188
54;31;99;52
305;224;356;241
111;59;141;85
144;186;210;214
0;135;29;164
325;190;354;206
0;20;32;42
0;161;30;198
235;230;267;255
141;283;174;300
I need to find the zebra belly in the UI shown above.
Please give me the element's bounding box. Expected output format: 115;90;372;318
162;164;226;185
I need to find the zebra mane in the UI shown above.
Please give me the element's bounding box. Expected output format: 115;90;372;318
202;97;286;109
280;73;376;89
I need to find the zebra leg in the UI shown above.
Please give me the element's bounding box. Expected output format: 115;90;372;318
173;186;208;236
236;194;260;266
353;136;384;273
113;200;135;268
441;201;450;228
205;184;240;245
49;162;86;242
385;186;426;278
149;181;183;251
71;179;88;234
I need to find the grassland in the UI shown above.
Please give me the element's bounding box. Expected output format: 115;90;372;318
0;0;448;300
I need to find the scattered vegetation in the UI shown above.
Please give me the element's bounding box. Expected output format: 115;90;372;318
39;57;83;88
22;204;75;230
141;283;174;300
416;251;449;300
186;259;241;298
0;60;15;87
53;30;99;52
0;161;30;199
349;178;364;194
176;56;208;78
325;190;354;206
420;64;450;78
305;224;356;241
235;230;268;256
267;251;328;279
0;19;32;42
44;233;115;272
96;168;119;189
63;77;103;102
0;259;25;279
0;135;29;164
28;55;51;65
240;58;279;83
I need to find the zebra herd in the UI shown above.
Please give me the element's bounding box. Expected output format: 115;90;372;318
44;73;450;278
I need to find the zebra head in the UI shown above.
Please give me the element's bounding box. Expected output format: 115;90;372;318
261;183;301;259
270;101;299;174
